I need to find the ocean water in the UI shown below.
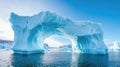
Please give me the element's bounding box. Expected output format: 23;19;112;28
0;49;120;67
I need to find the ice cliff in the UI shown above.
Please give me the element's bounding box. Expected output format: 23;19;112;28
10;11;107;54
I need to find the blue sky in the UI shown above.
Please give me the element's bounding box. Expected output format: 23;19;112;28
0;0;120;42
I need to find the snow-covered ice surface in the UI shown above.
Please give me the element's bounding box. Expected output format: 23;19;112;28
10;11;107;54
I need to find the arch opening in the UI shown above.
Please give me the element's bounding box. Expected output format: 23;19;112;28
43;35;72;52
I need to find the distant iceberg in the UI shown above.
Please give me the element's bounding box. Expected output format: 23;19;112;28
10;11;107;54
113;41;120;49
108;41;120;52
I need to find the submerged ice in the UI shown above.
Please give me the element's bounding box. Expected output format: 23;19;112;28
10;11;107;54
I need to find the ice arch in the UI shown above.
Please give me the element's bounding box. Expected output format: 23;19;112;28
10;11;107;54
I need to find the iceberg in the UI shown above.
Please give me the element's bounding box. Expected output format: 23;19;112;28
113;41;120;49
59;45;72;52
109;41;120;52
10;11;107;54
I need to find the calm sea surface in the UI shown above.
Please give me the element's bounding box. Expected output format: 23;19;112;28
0;49;120;67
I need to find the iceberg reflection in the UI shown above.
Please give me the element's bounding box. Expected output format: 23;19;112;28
11;52;108;67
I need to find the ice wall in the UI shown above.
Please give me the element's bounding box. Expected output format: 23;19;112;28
10;11;107;54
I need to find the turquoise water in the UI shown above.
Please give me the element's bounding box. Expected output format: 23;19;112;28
0;49;120;67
